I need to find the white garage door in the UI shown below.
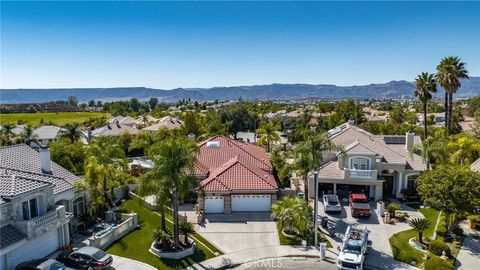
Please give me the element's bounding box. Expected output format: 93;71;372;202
204;196;224;213
7;228;59;270
232;194;271;212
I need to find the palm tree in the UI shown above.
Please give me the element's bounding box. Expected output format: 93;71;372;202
436;56;469;133
447;135;480;165
21;125;38;145
414;72;437;139
294;145;313;201
179;220;195;245
386;203;400;218
61;123;81;142
294;131;342;201
146;138;199;249
271;197;313;235
1;123;15;143
408;218;431;244
152;228;172;250
256;122;280;152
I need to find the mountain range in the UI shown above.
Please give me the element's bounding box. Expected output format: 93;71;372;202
1;77;479;104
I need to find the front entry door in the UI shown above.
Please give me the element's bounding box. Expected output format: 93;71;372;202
382;175;395;198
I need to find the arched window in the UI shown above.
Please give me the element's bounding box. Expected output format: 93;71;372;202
350;157;370;170
73;197;85;217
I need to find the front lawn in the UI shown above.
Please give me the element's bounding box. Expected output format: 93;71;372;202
106;197;222;270
389;208;441;267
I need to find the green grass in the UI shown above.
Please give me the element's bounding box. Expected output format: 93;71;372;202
0;112;109;126
276;221;332;247
106;198;222;270
389;208;441;267
424;255;454;270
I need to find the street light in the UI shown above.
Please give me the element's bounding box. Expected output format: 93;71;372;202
313;170;319;247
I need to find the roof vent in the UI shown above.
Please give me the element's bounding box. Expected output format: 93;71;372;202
207;141;220;148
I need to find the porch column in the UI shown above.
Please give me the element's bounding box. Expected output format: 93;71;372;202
375;183;383;201
396;172;403;198
333;183;337;194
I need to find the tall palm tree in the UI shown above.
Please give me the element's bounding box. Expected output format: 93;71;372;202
295;131;342;201
294;145;313;201
271;197;313;235
61;123;81;142
146;138;199;249
436;56;469;133
414;72;437;139
408;218;431;244
256;122;280;152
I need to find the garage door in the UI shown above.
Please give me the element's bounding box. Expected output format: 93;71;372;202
204;196;224;213
232;194;271;212
7;228;59;270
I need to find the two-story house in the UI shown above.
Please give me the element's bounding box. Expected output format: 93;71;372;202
0;144;87;270
308;122;426;201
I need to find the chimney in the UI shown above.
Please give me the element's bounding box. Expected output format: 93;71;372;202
405;131;414;152
39;146;52;174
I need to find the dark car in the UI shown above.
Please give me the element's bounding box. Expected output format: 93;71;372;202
57;246;112;270
15;259;66;270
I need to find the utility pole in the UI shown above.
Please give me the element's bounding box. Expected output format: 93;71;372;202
313;171;319;247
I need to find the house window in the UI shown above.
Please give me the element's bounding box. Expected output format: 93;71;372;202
73;197;85;217
22;198;38;220
407;175;418;190
350;158;370;170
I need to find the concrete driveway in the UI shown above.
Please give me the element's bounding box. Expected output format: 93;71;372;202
316;200;422;270
196;212;280;253
108;255;156;270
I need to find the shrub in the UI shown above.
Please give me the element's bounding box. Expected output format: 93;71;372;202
387;203;401;218
436;222;447;238
424;255;454;270
429;239;451;257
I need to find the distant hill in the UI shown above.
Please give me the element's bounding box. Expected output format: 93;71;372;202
1;77;479;104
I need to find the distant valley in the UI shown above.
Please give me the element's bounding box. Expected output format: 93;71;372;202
1;77;479;104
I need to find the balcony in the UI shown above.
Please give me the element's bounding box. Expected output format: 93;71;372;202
344;168;377;180
16;205;70;237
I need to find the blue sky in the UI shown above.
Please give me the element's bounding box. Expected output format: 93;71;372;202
1;1;479;89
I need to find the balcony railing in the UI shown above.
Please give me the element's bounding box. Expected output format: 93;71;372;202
344;168;377;179
16;205;70;237
33;210;59;232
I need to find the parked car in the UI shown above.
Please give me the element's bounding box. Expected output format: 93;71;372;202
349;194;371;217
57;246;113;270
323;194;342;212
15;259;66;270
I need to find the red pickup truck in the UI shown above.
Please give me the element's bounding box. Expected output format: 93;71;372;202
349;194;371;217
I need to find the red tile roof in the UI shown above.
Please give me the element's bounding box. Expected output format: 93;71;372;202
196;136;277;192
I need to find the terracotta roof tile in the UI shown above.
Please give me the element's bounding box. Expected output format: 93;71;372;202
197;136;277;192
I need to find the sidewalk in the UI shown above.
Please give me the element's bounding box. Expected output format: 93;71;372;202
455;221;480;270
187;245;337;270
